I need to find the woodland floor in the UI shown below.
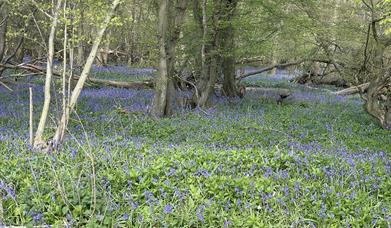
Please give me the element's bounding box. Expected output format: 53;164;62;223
0;66;390;226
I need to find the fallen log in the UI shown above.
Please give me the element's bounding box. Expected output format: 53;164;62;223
246;86;291;95
291;71;347;88
333;83;370;96
0;63;154;89
0;80;13;91
237;58;344;81
237;60;305;81
86;77;154;89
245;87;291;103
0;63;293;95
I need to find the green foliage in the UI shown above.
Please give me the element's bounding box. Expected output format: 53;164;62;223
0;73;390;226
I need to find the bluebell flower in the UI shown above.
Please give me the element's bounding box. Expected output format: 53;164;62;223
164;204;173;214
32;212;43;223
196;206;205;223
224;220;232;228
167;167;176;177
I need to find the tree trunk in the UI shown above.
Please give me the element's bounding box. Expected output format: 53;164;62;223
193;0;238;104
51;0;121;148
152;0;171;117
0;2;8;78
97;31;111;66
221;0;238;97
0;2;7;62
364;73;391;130
15;44;24;63
270;55;277;75
191;0;204;83
201;0;207;74
76;9;85;66
103;37;110;66
194;0;218;107
222;56;236;97
152;0;189;117
34;0;63;149
198;54;220;106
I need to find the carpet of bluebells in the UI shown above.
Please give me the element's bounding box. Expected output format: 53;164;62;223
0;66;390;227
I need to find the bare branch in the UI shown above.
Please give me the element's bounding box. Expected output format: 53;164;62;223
237;60;306;80
29;0;54;19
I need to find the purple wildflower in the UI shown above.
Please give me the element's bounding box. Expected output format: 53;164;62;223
167;167;176;177
164;204;174;214
32;212;43;223
196;206;205;223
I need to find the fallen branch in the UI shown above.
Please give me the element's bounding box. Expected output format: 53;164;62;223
291;70;347;87
86;77;154;89
245;86;291;96
237;60;305;80
333;83;370;96
237;58;344;81
0;80;12;91
0;63;154;89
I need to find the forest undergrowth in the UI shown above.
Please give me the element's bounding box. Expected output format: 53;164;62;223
0;68;390;227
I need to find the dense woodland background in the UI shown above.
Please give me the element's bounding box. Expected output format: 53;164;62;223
0;0;390;226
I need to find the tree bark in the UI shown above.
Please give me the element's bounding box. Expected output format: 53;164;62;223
364;73;391;130
221;0;238;97
270;54;278;75
0;2;8;78
334;83;370;96
201;0;207;73
0;2;7;62
152;0;170;117
96;32;111;66
76;8;85;66
34;0;63;149
191;0;203;83
152;0;189;117
194;0;226;107
102;32;111;66
197;51;219;107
